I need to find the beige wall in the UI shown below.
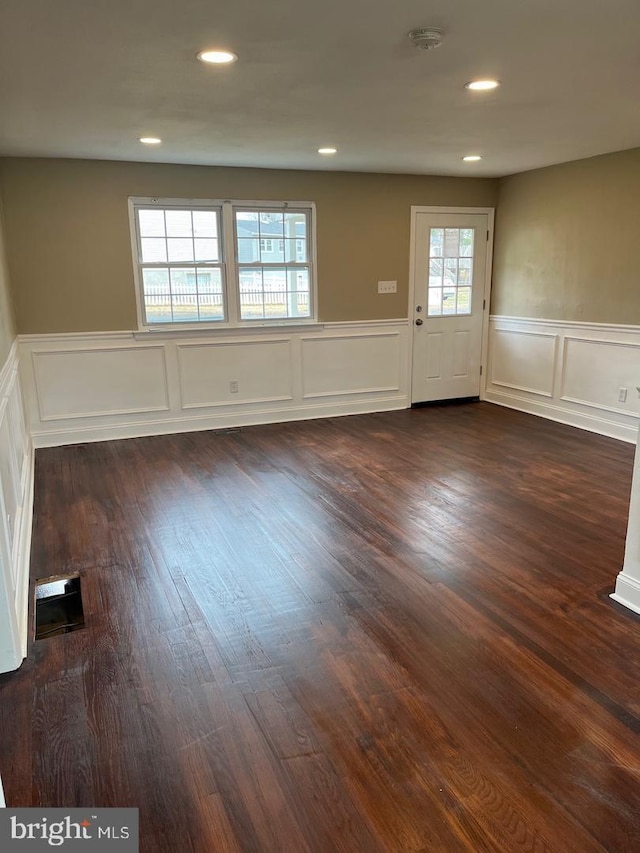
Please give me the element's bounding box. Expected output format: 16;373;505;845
0;189;16;364
493;147;640;323
0;158;497;335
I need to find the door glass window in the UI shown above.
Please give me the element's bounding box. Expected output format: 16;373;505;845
427;228;474;316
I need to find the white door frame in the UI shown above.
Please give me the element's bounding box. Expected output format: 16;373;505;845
407;205;495;402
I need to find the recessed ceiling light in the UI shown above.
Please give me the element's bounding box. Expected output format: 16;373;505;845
462;155;482;162
139;137;162;145
465;79;500;91
318;147;337;155
197;49;238;65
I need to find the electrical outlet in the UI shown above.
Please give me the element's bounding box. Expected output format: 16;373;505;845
229;380;239;393
618;387;628;403
378;280;397;294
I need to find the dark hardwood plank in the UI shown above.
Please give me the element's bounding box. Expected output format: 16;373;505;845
1;402;640;851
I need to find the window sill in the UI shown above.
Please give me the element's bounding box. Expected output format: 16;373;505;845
133;321;325;341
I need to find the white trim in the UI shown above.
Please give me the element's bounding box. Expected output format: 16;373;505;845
485;316;640;443
484;388;637;442
610;573;640;616
491;381;554;399
19;321;411;448
176;338;295;410
16;322;408;347
29;394;409;448
0;339;19;390
14;444;34;662
407;206;495;402
491;315;640;334
32;345;171;421
0;341;33;673
480;208;495;400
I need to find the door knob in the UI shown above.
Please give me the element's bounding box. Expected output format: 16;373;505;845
415;318;424;326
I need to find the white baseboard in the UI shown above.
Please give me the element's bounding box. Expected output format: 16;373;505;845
483;388;638;443
610;572;640;616
485;316;640;443
19;321;411;448
30;394;408;447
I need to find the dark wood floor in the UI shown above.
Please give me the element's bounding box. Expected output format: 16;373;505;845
1;402;640;851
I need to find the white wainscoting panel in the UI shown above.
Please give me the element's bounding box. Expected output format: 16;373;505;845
178;338;293;409
33;345;169;420
301;332;401;398
19;321;410;447
562;337;640;414
0;341;34;674
485;317;640;442
490;328;557;397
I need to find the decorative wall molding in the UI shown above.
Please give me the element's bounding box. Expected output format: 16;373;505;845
32;344;170;420
485;316;640;443
19;321;411;448
0;339;34;673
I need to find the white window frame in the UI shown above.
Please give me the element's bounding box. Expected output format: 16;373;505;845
129;197;318;331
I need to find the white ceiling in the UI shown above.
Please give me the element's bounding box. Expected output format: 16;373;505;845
1;0;640;177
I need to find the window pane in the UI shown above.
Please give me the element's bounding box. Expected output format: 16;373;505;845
444;229;460;257
460;229;474;257
172;294;199;321
284;239;300;262
429;258;443;287
458;257;472;286
195;267;222;294
196;267;224;321
142;269;171;322
442;288;457;315
169;268;197;294
444;258;458;286
197;293;224;322
236;210;258;239
167;238;194;262
285;212;306;240
141;238;167;263
259;212;284;238
142;267;170;294
145;296;172;324
239;269;265;320
165;210;193;237
265;239;284;262
237;239;259;263
238;265;311;320
428;288;442;315
290;269;311;317
192;210;218;238
138;209;165;237
194;238;219;262
457;287;471;314
429;229;444;257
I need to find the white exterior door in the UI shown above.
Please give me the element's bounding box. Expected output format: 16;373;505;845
411;210;491;403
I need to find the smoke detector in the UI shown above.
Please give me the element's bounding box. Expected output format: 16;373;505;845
408;27;444;51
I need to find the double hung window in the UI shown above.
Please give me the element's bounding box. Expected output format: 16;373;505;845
130;198;315;328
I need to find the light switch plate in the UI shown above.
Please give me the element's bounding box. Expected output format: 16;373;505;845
378;280;397;294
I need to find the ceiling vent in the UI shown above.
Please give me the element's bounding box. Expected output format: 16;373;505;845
408;27;444;51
